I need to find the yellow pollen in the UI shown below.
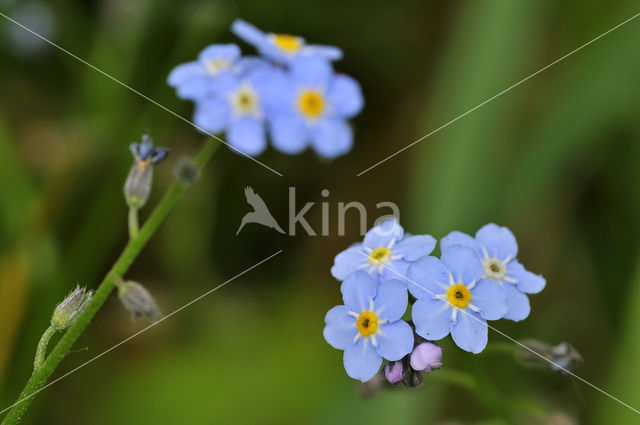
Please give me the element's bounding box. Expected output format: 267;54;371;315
356;311;378;337
298;90;325;118
369;247;392;265
272;34;302;52
136;157;152;172
447;283;471;309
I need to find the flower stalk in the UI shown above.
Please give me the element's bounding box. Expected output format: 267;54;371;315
1;139;219;425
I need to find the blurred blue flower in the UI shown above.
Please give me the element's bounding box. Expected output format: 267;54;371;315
262;57;363;158
331;218;436;282
168;44;241;101
441;224;546;322
193;59;278;156
408;245;508;354
323;272;414;382
231;19;343;64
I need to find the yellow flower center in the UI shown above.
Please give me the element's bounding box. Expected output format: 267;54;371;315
204;58;231;75
298;90;325;118
368;247;392;265
231;85;259;115
356;311;378;337
447;283;471;309
272;34;302;52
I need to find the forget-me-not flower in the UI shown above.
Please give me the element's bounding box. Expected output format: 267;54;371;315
323;272;414;382
231;19;342;64
168;44;242;101
408;245;508;353
193;59;277;156
261;56;363;158
441;224;546;322
331;218;436;282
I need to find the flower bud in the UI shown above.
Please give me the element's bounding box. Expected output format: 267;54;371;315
174;156;199;185
117;280;162;322
51;286;92;330
384;361;405;385
124;132;170;208
520;339;582;374
410;342;443;373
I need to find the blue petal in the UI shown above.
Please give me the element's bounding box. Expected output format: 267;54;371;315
193;98;229;134
380;258;409;282
394;235;436;261
327;74;363;118
341;271;378;312
450;310;487;353
323;305;358;350
231;19;267;49
253;68;293;115
302;45;343;61
343;338;382;382
475;223;518;260
469;279;507;320
502;283;531;322
227;117;267;156
507;261;546;294
168;62;203;87
375;321;414;361
363;218;404;250
373;279;408;322
406;256;449;299
310;118;353;158
441;245;482;285
198;44;241;62
291;56;333;88
412;297;451;341
331;246;366;281
269;114;309;154
440;231;481;254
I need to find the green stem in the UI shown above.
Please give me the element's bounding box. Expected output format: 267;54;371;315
128;206;139;238
1;139;219;425
33;327;57;371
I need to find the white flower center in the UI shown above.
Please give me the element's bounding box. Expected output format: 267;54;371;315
204;58;232;75
230;84;260;116
482;257;507;281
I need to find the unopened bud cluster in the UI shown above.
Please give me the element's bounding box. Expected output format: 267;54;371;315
383;341;443;388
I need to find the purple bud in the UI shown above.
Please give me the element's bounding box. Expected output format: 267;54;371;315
384;361;404;384
410;342;443;373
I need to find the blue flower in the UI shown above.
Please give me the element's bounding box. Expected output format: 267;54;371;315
262;57;363;158
408;245;508;353
441;224;546;322
168;44;242;101
231;19;343;64
331;218;436;282
323;272;414;382
193;59;278;156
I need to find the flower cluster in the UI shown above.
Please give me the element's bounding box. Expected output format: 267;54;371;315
168;19;363;158
324;219;546;382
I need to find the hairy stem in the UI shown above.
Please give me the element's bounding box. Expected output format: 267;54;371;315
32;326;56;371
1;139;219;424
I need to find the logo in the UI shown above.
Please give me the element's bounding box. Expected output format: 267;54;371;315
236;187;286;235
236;187;400;236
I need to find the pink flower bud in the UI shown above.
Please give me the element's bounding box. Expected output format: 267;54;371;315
410;342;442;373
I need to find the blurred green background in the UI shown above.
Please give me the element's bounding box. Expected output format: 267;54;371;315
1;0;639;424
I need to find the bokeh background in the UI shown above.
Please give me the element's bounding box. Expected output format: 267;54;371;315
1;0;639;424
